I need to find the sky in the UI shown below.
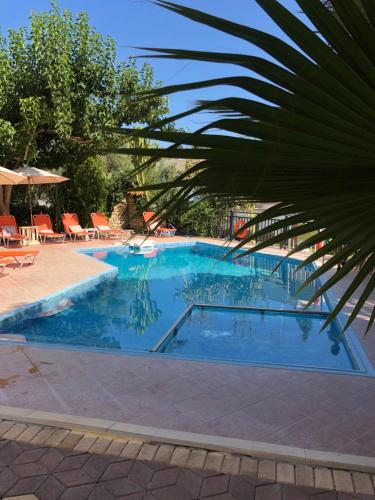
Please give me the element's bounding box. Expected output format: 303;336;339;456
0;0;304;131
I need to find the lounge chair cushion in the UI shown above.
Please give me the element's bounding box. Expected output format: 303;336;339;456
38;224;54;235
148;221;159;231
69;224;83;233
97;225;110;231
2;225;17;236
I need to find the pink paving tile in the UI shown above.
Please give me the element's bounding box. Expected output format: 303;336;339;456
239;395;309;430
127;405;213;431
336;439;375;457
309;406;375;440
266;416;352;452
192;410;277;441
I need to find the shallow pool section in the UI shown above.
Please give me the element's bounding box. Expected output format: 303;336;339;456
158;305;359;372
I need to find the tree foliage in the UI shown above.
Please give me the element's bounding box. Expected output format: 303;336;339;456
62;157;108;227
173;197;233;237
0;0;168;215
110;0;375;333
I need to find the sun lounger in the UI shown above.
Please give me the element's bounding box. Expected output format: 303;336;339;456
0;215;28;247
91;212;133;239
234;219;250;240
33;214;65;243
0;257;13;274
143;211;176;237
61;213;94;240
0;249;38;267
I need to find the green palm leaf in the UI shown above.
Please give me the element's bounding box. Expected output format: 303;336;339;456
110;0;375;333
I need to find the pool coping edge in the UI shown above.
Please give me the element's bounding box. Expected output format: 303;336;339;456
0;404;374;473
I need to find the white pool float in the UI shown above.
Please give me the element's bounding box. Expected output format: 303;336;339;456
127;242;155;255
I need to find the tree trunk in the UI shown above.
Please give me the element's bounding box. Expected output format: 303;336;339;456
0;132;34;215
0;185;12;215
4;185;12;215
0;186;4;215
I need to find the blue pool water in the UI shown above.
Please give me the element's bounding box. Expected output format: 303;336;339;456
0;242;362;372
161;306;356;371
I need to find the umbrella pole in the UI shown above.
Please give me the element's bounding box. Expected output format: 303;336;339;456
28;177;33;226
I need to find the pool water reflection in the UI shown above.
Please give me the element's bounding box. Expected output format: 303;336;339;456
160;306;357;371
2;242;351;371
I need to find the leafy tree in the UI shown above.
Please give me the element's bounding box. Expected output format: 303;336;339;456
167;196;233;237
62;156;108;227
105;154;135;213
0;0;168;215
113;0;375;333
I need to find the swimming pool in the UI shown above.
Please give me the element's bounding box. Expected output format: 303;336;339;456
0;242;371;374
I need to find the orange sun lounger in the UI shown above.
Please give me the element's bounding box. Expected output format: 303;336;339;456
0;215;28;247
62;213;94;240
91;212;133;239
0;257;13;274
0;249;38;268
33;214;65;243
234;219;250;240
143;211;176;237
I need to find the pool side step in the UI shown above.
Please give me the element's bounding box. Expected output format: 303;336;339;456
0;404;374;478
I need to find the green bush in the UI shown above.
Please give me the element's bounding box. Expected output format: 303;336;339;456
165;197;233;237
60;156;108;227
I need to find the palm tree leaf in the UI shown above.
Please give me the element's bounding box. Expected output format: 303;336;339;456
330;0;375;55
257;0;375;102
321;253;375;330
138;77;375;144
109;0;375;332
118;112;375;155
298;0;375;79
140;46;375;131
147;2;375;120
343;272;375;333
362;0;375;27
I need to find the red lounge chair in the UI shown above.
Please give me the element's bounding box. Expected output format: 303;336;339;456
33;214;65;244
62;213;94;240
143;211;176;237
0;215;28;247
234;219;250;240
91;212;133;239
0;257;13;275
0;249;38;267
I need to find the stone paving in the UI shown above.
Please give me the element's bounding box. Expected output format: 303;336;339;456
0;425;373;499
0;419;374;499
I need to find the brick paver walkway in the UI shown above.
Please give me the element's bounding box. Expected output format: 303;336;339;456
0;437;373;499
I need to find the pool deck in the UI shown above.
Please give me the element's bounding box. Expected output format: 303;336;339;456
1;237;375;461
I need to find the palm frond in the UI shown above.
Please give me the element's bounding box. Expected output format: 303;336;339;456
109;0;375;332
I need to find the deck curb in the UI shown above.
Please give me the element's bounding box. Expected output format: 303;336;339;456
1;404;375;474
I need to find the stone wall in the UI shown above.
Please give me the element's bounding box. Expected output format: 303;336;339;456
109;194;144;232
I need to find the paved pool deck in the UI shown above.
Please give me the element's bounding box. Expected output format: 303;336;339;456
0;237;375;460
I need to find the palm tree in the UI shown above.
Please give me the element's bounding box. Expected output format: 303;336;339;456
110;0;375;333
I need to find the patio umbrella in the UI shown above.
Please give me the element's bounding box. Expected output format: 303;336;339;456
0;166;25;185
14;166;69;225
